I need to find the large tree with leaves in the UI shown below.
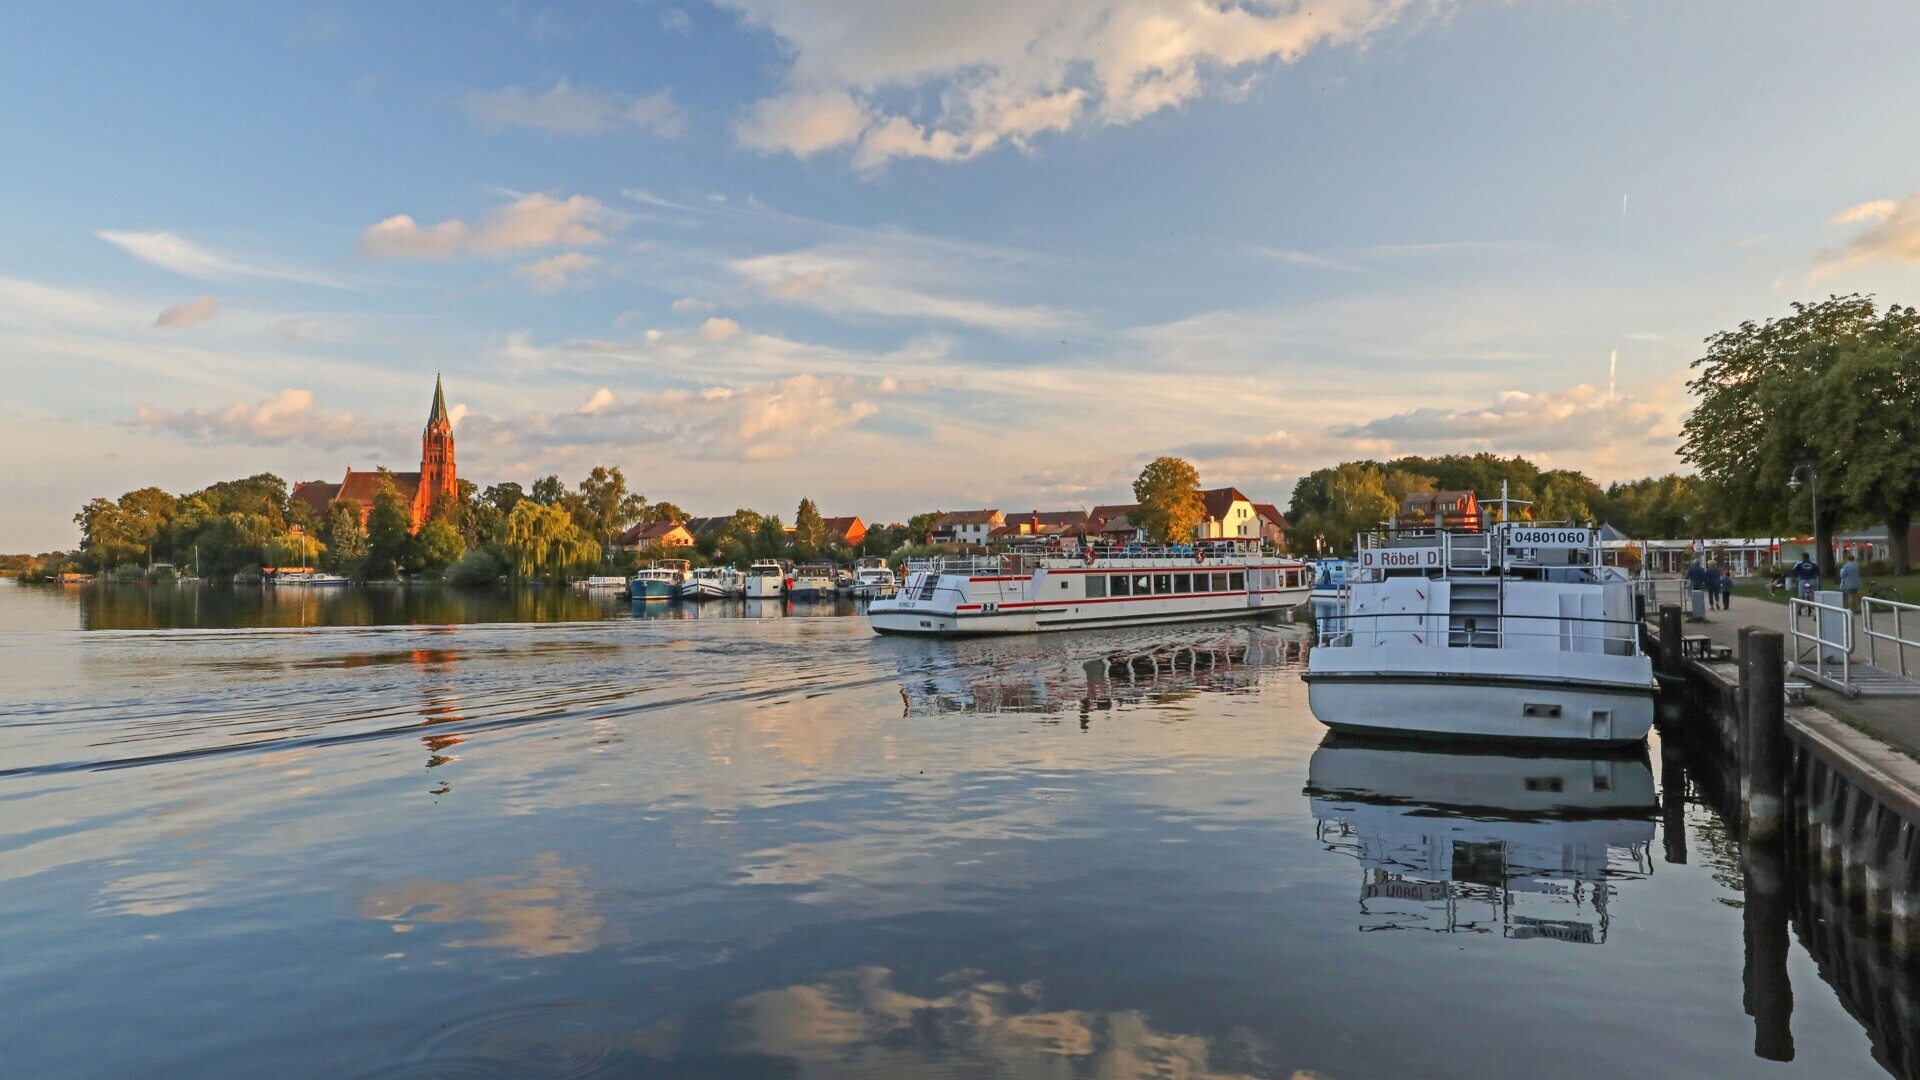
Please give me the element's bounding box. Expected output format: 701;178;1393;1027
361;474;416;579
1131;457;1205;545
1810;303;1920;572
1681;294;1880;577
501;500;600;582
793;498;826;553
577;466;647;554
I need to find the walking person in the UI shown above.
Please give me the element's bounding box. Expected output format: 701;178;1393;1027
1718;560;1734;611
1838;553;1862;611
1686;558;1707;606
1703;561;1723;610
1792;551;1820;600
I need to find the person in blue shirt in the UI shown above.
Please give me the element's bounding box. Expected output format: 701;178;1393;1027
1717;561;1735;610
1837;553;1862;610
1792;552;1820;599
1685;559;1707;602
1703;562;1723;609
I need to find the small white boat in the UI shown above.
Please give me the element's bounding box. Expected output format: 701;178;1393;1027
579;575;630;591
849;556;899;599
1303;489;1656;746
870;540;1309;636
788;563;837;599
678;566;732;601
745;559;790;599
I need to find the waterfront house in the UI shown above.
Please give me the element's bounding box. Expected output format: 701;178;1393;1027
1086;505;1147;544
1198;487;1262;540
683;516;732;543
1252;502;1289;546
618;521;695;552
932;510;1003;546
1397;490;1481;531
822;516;867;548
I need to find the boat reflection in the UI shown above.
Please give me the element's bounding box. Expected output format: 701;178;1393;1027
900;632;1302;717
1307;735;1657;943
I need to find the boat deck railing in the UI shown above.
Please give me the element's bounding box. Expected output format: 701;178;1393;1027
1316;611;1644;655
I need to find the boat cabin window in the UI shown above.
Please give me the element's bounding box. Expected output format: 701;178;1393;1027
1229;572;1245;592
1085;575;1107;599
1134;575;1152;594
1173;573;1191;594
1153;574;1172;594
1210;572;1228;592
1111;575;1131;597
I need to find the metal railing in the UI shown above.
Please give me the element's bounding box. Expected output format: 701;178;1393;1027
1315;611;1643;654
1861;596;1920;679
1786;597;1854;695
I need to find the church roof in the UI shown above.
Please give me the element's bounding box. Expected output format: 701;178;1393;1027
427;374;449;427
291;481;341;519
338;470;421;507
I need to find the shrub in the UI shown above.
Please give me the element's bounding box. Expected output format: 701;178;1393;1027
445;548;502;588
1862;558;1892;576
112;563;142;582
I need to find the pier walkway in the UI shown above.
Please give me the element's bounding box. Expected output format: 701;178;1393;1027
1651;604;1920;763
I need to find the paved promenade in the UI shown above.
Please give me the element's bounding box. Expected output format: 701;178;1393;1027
1654;601;1920;762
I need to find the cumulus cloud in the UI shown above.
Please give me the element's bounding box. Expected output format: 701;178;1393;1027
1331;384;1670;458
576;386;618;414
699;316;742;341
131;388;373;448
671;296;716;312
155;296;220;328
1817;190;1920;279
360;193;616;259
463;81;685;137
96;230;345;287
519;252;597;294
724;0;1434;168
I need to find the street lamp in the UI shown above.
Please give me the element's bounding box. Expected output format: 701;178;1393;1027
1788;464;1820;571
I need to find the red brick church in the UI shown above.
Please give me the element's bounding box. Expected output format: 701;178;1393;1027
293;376;456;532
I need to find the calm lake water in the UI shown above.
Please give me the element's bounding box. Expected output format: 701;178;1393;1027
3;579;1915;1079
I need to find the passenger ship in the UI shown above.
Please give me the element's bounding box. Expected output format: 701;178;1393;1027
1303;497;1655;745
869;540;1309;636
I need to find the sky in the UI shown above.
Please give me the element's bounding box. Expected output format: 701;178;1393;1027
6;0;1920;550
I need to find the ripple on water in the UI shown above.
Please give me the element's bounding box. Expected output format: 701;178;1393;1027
377;1002;635;1080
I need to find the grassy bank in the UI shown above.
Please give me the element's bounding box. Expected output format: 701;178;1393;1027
1732;571;1920;606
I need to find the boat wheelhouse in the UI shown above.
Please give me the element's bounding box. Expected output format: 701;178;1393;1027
745;559;790;599
849;556;899;599
1303;505;1656;745
869;539;1309;635
629;559;690;600
789;563;837;599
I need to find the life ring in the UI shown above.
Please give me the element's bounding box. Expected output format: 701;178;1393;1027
1194;546;1206;564
1083;545;1096;565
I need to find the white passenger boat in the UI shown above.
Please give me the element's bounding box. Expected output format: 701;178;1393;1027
849;556;899;599
1307;738;1656;943
1303;506;1656;745
869;540;1309;636
788;563;837;600
745;559;790;599
678;566;733;601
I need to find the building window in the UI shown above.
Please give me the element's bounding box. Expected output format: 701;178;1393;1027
1111;575;1130;597
1086;575;1107;599
1173;573;1191;593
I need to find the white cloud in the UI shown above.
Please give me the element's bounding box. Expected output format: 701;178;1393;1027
1330;384;1673;463
671;296;716;312
661;6;692;34
735;88;871;157
723;0;1435;167
576;386;618;414
1251;246;1363;273
360;193;616;259
731;243;1070;333
96;230;345;287
519;252;598;294
1817;190;1920;279
155;296;220;328
131;388;374;448
463;81;685;137
699;316;742;341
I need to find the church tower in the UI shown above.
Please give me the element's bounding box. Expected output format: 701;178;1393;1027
418;374;457;518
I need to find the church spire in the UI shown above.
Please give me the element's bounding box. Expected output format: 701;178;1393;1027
428;373;449;427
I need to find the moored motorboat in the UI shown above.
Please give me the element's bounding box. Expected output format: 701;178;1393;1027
788;562;837;599
849;556;899;599
745;559;790;599
1303;494;1655;745
678;566;732;601
870;539;1309;635
628;560;690;601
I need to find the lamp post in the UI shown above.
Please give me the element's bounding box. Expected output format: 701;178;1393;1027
1788;464;1820;576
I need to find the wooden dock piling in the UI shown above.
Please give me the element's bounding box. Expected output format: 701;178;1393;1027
1745;631;1787;844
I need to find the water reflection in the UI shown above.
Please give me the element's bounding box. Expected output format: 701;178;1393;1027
359;852;613;957
900;631;1302;718
1307;736;1657;943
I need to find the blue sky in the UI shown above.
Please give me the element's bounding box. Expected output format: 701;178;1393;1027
6;1;1920;549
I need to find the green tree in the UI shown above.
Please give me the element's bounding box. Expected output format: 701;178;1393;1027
643;501;688;525
1682;294;1879;577
74;498;138;570
361;475;415;579
323;503;368;572
1811;306;1920;573
502;500;600;582
470;482;525;546
1131;457;1205;545
754;514;788;558
793;498;826;554
1533;469;1605;525
1315;463;1398;553
415;517;466;574
529;475;567;506
578;466;647;553
906;511;943;545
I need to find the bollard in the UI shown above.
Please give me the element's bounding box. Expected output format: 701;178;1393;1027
1745;631;1787;844
1659;604;1684;677
1634;592;1649;654
1737;627;1755;803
